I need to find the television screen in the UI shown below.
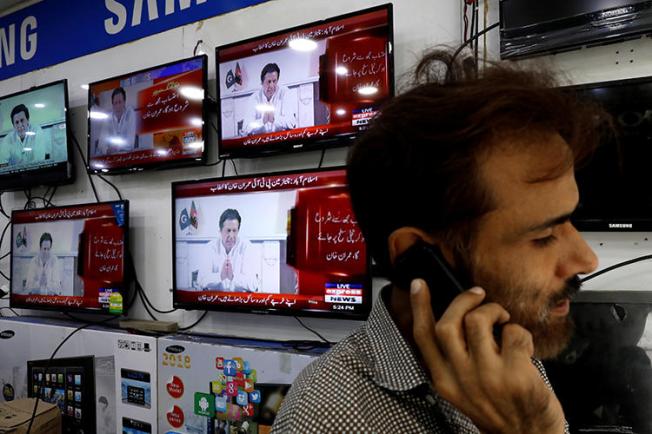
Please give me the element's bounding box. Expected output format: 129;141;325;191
500;0;652;59
28;355;95;434
0;80;74;190
544;291;652;434
87;55;207;174
172;168;371;319
216;4;393;158
10;200;129;313
568;77;652;231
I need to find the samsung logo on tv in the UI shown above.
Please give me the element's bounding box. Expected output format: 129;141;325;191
0;330;15;339
165;345;185;354
608;223;633;229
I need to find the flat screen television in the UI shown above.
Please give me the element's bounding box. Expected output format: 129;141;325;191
27;355;96;434
567;77;652;231
87;55;208;174
216;4;394;158
544;291;652;434
500;0;652;59
10;200;130;313
172;167;371;319
0;79;74;190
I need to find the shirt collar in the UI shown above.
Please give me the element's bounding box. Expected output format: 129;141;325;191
363;284;431;392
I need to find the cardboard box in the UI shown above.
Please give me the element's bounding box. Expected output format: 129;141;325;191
0;398;61;434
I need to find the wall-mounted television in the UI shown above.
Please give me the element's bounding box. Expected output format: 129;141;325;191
172;168;371;319
216;4;394;158
28;356;96;434
567;77;652;231
87;55;208;174
0;79;74;190
10;200;130;313
500;0;652;59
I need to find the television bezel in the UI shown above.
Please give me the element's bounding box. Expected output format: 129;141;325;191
171;166;372;320
86;55;209;175
0;79;75;191
9;199;131;314
215;3;395;159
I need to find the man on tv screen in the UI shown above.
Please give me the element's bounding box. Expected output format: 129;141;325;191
96;87;137;155
242;63;297;135
197;208;258;292
26;232;63;295
0;104;48;168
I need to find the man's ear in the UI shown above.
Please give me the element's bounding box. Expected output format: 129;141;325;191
387;227;436;266
387;227;457;268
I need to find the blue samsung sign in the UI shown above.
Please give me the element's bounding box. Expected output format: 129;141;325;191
0;0;272;81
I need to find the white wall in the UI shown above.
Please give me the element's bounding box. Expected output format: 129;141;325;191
0;0;462;341
3;0;648;342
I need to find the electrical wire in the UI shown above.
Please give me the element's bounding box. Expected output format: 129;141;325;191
70;133;101;203
222;160;227;177
96;173;124;201
178;310;208;331
25;315;118;434
448;21;500;81
580;254;652;284
318;147;326;168
230;159;238;176
0;193;9;219
294;316;332;344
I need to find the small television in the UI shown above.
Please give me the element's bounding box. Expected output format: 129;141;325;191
172;167;371;319
27;355;96;434
87;55;208;174
567;77;652;231
0;79;74;190
10;200;130;313
500;0;652;59
216;4;394;158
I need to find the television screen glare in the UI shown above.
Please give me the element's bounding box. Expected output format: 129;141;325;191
10;201;129;314
216;4;393;157
172;168;371;319
87;56;207;174
0;80;73;190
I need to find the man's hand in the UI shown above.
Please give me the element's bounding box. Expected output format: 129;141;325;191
221;258;234;281
263;111;275;125
410;279;565;434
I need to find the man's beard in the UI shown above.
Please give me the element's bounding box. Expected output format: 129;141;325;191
456;252;582;359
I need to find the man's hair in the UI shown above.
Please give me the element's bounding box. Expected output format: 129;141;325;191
347;49;612;274
260;63;280;82
10;104;29;122
111;87;126;102
39;232;53;247
219;209;241;230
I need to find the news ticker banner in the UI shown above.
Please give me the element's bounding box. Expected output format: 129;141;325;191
0;0;272;81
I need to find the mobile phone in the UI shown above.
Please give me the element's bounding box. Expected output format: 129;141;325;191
392;241;468;319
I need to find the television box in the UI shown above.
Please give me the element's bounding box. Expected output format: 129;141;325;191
172;167;371;319
0;79;74;190
216;4;393;158
0;316;159;433
0;398;61;434
27;356;95;434
567;77;652;231
87;55;208;174
500;0;652;59
9;200;130;314
157;334;324;434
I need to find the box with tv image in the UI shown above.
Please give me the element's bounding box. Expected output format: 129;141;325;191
216;4;393;157
172;167;371;319
158;334;324;434
0;316;158;434
9;200;129;314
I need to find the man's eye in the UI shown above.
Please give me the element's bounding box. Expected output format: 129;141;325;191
532;235;556;248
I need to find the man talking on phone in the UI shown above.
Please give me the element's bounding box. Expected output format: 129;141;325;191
272;49;610;433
